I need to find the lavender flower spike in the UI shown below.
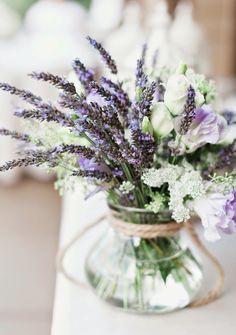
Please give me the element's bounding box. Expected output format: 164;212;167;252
135;44;148;89
72;169;112;182
72;58;95;92
0;128;31;143
0;82;42;106
14;107;75;128
87;36;118;75
0;149;56;172
178;85;196;134
29;72;77;95
214;139;236;171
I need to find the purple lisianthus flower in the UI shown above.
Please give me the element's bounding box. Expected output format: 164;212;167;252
78;156;110;173
194;191;236;241
175;105;227;152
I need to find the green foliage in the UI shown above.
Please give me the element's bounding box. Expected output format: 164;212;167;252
3;0;36;16
75;0;92;9
211;172;236;194
3;0;92;16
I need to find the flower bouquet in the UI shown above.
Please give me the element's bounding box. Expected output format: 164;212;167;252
0;37;235;313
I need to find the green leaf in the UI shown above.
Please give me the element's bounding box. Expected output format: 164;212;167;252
176;63;188;75
71;114;79;121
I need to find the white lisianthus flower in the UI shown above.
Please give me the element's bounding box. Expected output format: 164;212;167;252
164;74;204;116
151;102;174;137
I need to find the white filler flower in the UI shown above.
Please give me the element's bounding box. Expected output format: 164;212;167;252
142;165;205;222
119;181;135;194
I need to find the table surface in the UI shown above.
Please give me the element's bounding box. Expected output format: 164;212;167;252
51;187;236;335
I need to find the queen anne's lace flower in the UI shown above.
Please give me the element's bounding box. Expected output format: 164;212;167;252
170;203;191;222
142;165;205;222
119;181;135;194
180;170;205;198
141;168;162;187
145;193;165;214
142;165;182;188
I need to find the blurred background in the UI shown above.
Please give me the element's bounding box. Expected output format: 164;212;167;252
0;0;235;334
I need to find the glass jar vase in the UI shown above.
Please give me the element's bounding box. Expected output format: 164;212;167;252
85;204;203;313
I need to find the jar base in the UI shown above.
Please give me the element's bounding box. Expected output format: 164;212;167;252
86;262;202;314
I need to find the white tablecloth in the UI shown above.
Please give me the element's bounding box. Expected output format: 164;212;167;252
51;187;236;335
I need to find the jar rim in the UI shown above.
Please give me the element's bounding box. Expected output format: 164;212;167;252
107;200;171;215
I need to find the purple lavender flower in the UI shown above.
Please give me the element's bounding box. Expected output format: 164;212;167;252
87;36;117;75
0;83;42;106
58;144;95;159
137;81;157;119
89;81;124;110
213;140;236;172
72;59;95;92
59;92;85;111
0;148;59;172
29;72;77;95
135;45;148;89
100;77;130;107
176;105;227;152
72;169;112;182
15;106;75;128
100;77;131;125
155;78;165;102
178;85;196;134
194;191;236;241
86;91;107;106
0;128;31;143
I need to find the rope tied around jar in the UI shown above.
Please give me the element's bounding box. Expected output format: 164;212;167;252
109;209;183;238
57;209;225;308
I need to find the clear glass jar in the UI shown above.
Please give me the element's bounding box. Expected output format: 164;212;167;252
85;204;203;313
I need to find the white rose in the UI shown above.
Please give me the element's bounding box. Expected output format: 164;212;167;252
151;102;174;137
164;74;204;116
